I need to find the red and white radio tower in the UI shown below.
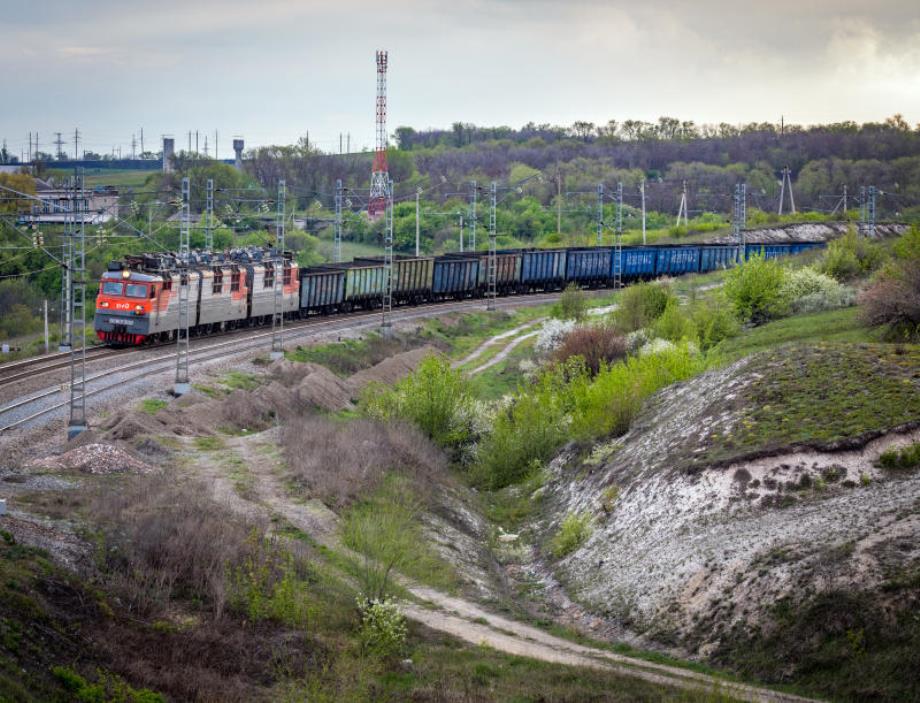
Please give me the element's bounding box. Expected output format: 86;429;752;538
368;50;389;219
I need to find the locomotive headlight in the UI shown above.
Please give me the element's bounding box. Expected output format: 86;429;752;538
122;269;131;279
134;304;145;315
100;301;110;308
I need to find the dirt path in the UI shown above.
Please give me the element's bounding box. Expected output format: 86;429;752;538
469;330;539;375
195;429;817;703
453;319;544;369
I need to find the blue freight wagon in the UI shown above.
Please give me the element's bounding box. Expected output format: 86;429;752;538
520;249;567;290
433;257;479;298
565;248;613;286
655;245;701;276
299;267;345;313
699;245;740;272
617;247;657;280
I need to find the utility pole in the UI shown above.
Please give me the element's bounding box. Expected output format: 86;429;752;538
469;180;477;250
640;179;647;245
205;178;214;251
415;186;422;256
733;182;747;255
140;128;144;156
28;132;31;162
487;181;497;312
381;177;394;334
271;179;286;360
203;135;209;158
556;165;562;236
831;184;848;217
334;179;343;263
676;180;689;227
43;300;49;354
73;128;80;160
188;131;192;154
131;134;137;159
596;182;604;245
778;167;796;215
174;177;191;396
195;130;199;154
67;169;88;439
458;213;464;253
54;133;65;160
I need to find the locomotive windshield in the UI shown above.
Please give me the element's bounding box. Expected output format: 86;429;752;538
125;283;149;298
102;281;123;295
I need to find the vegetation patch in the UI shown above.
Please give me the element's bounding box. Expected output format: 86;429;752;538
288;333;429;377
695;343;920;469
877;441;920;471
550;512;593;559
714;589;920;702
341;475;457;598
139;398;167;415
219;370;261;392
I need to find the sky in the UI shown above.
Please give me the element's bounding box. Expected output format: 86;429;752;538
2;0;920;159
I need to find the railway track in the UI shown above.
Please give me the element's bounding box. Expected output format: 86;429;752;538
0;292;567;435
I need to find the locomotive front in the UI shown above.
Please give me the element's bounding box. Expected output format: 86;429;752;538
94;266;160;345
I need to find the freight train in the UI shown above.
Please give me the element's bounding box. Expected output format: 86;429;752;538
94;240;824;346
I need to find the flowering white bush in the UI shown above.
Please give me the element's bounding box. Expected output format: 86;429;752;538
358;597;407;657
625;328;651;354
638;337;677;357
781;267;854;314
535;318;575;354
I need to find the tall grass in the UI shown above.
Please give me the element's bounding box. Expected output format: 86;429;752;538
572;342;705;439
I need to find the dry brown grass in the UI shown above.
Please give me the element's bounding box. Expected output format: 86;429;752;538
551;325;628;375
89;474;267;618
281;416;447;509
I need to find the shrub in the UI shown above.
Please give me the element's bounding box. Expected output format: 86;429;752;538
781;267;855;315
550;512;593;558
357;597;407;658
652;300;698;343
551;324;627;375
876;442;920;471
689;297;740;350
859;228;920;340
90;476;270;618
535;318;576;354
859;261;920;341
361;354;472;447
282;415;445;509
230;543;314;629
341;475;450;599
552;283;588;322
613;282;674;333
822;228;886;281
723;254;788;323
52;667;165;703
572;341;704;439
474;359;588;489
